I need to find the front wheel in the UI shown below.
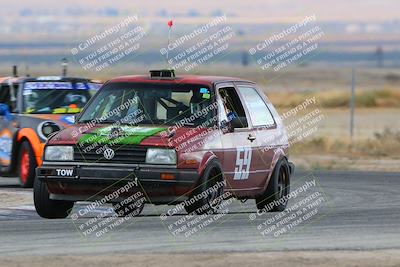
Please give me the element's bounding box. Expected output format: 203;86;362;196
184;159;225;215
18;141;37;188
256;157;291;212
34;176;74;219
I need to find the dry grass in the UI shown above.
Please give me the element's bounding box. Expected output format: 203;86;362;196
287;108;400;171
269;88;400;108
292;128;400;158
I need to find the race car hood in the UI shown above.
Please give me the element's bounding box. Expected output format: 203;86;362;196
48;124;211;150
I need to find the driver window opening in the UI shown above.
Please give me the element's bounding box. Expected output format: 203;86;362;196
0;85;12;107
0;84;19;112
219;87;248;128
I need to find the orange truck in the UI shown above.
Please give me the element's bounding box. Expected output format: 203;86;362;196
0;76;101;187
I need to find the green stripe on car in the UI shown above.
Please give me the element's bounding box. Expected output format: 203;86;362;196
78;126;166;145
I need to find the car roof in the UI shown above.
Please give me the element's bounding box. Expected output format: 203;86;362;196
108;75;255;87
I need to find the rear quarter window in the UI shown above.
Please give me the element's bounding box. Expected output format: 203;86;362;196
237;85;275;127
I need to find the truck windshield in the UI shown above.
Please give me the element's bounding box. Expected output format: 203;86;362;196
23;82;98;114
78;82;216;127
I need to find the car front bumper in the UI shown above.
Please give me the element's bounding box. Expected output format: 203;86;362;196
36;162;199;204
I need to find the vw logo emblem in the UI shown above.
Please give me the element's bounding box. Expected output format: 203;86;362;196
103;148;115;160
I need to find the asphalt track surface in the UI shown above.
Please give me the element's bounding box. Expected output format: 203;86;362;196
0;170;399;257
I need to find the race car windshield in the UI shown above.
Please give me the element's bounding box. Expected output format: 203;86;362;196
23;82;97;114
78;82;216;127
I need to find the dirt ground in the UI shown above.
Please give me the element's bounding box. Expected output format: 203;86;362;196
0;190;32;209
293;154;400;172
1;250;400;267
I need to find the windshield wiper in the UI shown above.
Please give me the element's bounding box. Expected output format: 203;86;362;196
179;122;195;126
98;120;118;124
78;119;117;124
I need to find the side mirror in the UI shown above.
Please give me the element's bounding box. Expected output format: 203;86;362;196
0;103;10;116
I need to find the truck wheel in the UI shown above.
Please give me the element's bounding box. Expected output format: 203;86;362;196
113;197;145;217
184;159;225;215
18;141;37;188
256;157;290;212
34;176;74;219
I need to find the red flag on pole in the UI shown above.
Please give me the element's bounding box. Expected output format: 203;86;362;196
166;20;173;66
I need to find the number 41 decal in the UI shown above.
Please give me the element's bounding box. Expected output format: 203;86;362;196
233;147;252;180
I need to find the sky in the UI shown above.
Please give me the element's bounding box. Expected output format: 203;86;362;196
2;0;400;23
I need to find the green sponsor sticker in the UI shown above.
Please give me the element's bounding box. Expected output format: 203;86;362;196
202;93;211;99
78;126;166;145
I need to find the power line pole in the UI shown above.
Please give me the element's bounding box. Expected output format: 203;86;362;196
375;46;383;68
350;68;355;141
61;58;68;77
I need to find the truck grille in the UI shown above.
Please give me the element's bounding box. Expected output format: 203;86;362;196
73;145;148;164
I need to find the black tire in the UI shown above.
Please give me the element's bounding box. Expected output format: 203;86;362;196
184;159;225;215
34;175;74;219
256;157;291;212
18;141;37;188
113;195;145;217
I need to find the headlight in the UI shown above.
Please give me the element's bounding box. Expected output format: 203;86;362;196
44;146;74;161
145;148;176;165
37;121;61;140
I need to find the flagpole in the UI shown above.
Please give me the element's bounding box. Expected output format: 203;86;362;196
166;20;173;69
167;27;171;67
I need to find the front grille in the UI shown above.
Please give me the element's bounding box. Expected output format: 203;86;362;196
73;145;148;164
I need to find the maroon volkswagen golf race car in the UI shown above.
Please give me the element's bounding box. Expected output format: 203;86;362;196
34;70;294;219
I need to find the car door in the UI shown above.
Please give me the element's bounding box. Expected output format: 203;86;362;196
235;83;281;188
216;83;262;195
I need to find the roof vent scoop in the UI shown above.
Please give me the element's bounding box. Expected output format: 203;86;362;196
150;69;175;79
